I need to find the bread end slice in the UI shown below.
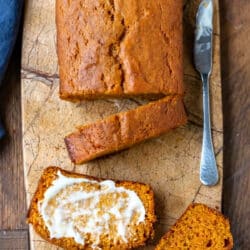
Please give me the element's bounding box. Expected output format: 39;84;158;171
65;95;187;164
155;203;233;250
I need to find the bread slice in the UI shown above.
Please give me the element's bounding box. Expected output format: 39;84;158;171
65;95;187;164
56;0;183;100
155;203;233;250
28;167;156;249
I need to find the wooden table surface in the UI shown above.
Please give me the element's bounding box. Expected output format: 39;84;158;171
0;1;249;249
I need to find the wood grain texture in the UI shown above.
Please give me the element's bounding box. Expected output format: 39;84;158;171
220;0;250;249
0;29;29;249
0;230;29;250
0;35;27;230
21;1;223;249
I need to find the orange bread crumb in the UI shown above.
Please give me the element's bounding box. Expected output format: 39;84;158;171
28;167;156;249
155;203;233;250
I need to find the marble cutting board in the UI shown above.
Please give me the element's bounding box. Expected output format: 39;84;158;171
21;0;223;249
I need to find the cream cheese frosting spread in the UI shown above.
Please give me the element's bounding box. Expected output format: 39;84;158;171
38;171;146;247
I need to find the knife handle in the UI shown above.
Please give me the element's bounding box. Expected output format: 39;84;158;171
200;73;219;186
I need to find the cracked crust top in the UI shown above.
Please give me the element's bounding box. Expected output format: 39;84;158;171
56;0;184;100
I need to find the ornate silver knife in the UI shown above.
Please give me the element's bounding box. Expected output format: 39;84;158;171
194;0;219;186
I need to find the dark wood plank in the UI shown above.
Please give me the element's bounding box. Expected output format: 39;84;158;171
0;230;29;249
220;0;250;249
0;32;27;230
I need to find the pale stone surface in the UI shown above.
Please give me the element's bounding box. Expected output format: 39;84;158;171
21;1;222;249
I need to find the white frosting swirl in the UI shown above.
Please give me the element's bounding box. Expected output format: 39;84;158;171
38;171;145;248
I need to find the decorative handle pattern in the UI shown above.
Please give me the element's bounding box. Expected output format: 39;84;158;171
200;73;219;186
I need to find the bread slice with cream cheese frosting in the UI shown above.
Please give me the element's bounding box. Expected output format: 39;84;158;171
28;167;156;249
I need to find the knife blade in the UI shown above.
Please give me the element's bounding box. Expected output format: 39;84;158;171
194;0;219;186
194;0;213;74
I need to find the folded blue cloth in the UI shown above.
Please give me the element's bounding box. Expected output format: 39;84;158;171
0;0;23;139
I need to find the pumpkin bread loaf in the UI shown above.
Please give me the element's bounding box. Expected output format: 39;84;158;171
56;0;183;100
28;167;156;249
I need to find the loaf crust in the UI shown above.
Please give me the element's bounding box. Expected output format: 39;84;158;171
28;167;156;249
155;203;234;250
56;0;183;100
65;95;187;164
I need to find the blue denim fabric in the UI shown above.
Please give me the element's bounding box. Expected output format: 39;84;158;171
0;0;23;139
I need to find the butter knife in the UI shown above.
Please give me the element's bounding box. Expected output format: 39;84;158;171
194;0;219;186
